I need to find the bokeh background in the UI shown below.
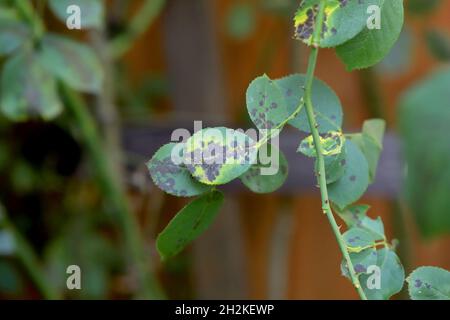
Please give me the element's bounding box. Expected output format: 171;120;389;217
0;0;450;299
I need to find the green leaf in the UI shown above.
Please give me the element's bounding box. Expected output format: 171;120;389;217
298;131;345;157
157;190;225;260
1;51;62;121
294;0;383;48
328;140;369;208
246;75;288;130
183;127;257;185
226;3;256;40
341;247;377;278
350;119;385;182
275;74;343;133
38;34;103;93
343;227;378;252
426;29;450;62
240;144;288;193
336;0;404;70
48;0;104;29
316;144;347;184
399;69;450;237
407;267;450;300
359;248;405;300
342;247;405;300
0;22;30;56
147;143;211;197
337;204;385;241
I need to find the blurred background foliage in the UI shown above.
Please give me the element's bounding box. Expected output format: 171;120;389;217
0;0;449;299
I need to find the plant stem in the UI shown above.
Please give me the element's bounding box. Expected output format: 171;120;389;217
15;0;44;40
59;84;165;299
302;0;367;300
1;208;58;299
109;0;166;59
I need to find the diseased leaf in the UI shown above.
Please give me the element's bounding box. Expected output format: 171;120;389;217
350;119;385;182
240;144;288;193
336;0;404;70
294;0;383;48
1;51;62;121
49;0;104;29
328;140;369;208
298;130;344;157
275;74;343;133
316;144;347;184
341;247;377;278
147;143;211;197
343;227;378;251
246;75;288;130
183;127;257;185
0;22;30;56
38;34;103;93
337;204;385;241
399;69;450;237
156;190;225;260
407;266;450;300
359;248;405;300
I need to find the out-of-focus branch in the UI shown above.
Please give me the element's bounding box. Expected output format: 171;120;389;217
0;206;59;299
109;0;166;59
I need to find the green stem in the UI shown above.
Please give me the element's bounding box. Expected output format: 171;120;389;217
59;84;165;299
109;0;166;59
15;0;44;40
1;208;58;299
302;1;367;300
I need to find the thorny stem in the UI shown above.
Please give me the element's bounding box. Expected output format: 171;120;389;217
302;0;368;300
59;84;165;299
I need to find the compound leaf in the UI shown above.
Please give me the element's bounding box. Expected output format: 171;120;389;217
147;143;211;197
1;51;62;121
407;266;450;300
156;190;225;260
39;34;103;93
